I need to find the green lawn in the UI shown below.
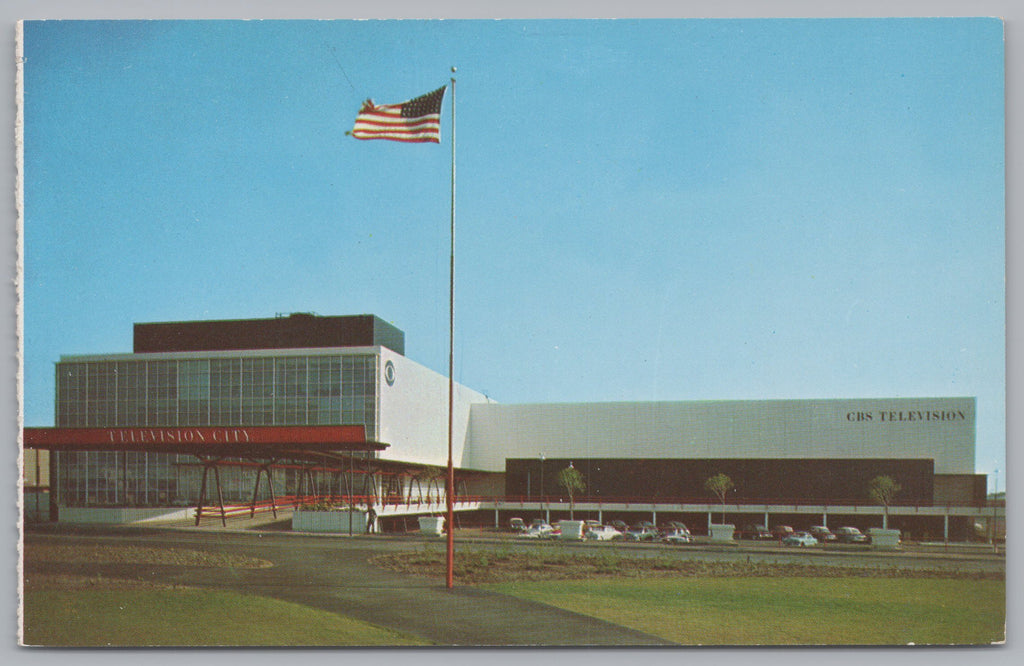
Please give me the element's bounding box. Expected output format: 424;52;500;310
487;577;1006;646
23;588;429;647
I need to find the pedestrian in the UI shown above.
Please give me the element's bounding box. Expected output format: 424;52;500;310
367;505;377;534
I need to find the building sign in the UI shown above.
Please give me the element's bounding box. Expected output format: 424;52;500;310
22;425;383;454
106;428;256;444
845;410;968;423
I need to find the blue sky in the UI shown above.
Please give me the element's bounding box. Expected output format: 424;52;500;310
20;19;1005;487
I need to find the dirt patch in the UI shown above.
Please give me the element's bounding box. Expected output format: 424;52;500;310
23;573;192;593
23;543;272;569
371;548;1005;585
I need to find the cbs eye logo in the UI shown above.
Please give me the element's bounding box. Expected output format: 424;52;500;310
384;360;396;386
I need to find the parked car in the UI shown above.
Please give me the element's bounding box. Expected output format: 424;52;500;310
834;526;870;544
783;531;818;547
585;525;623;541
808;526;837;543
609;520;629;532
530;518;548;529
661;528;693;545
624;525;661;541
737;524;774;540
508;517;526;532
661;521;691;535
772;525;795;540
518;523;556;539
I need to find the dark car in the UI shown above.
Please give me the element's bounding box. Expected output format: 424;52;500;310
661;521;691;536
808;525;838;543
737;524;774;540
772;525;795;540
834;526;870;544
609;520;629;532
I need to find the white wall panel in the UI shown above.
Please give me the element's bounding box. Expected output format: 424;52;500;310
467;398;975;474
376;349;491;468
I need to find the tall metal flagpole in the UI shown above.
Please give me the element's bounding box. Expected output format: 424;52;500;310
446;67;457;589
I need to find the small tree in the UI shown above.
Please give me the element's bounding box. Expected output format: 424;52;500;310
868;475;901;529
557;463;586;520
704;473;734;524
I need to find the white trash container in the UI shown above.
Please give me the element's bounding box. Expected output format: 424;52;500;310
867;528;902;550
418;516;445;536
559;520;585;541
709;523;736;543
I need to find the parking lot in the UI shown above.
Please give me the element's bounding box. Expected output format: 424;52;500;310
423;523;1006;576
498;517;996;550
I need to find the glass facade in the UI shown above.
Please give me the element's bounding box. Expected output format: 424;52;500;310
54;352;378;507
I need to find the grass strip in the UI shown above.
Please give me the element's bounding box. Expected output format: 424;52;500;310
486;576;1005;646
372;546;1004;584
23;586;429;647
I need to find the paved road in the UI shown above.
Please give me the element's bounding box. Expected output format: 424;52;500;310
23;525;674;646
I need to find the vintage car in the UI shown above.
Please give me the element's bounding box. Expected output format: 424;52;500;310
623;525;661;542
661;528;693;545
585;525;623;541
737;524;774;540
808;525;838;543
834;526;870;544
517;523;557;539
783;531;819;547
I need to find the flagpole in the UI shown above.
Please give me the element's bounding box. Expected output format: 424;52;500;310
446;67;457;590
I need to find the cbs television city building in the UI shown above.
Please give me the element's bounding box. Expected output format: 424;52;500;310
23;314;992;542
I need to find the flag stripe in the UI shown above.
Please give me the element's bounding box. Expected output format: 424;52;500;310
352;115;440;129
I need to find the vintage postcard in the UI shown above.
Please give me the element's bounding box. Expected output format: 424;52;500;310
17;17;1005;647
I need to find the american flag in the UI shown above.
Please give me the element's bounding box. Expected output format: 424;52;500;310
349;86;447;143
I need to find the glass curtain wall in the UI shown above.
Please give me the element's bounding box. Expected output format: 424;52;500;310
54;352;378;506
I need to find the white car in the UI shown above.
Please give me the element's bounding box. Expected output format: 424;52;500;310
517;523;556;539
783;531;818;547
661;528;693;545
585;525;623;541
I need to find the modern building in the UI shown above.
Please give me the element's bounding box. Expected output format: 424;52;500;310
23;313;989;539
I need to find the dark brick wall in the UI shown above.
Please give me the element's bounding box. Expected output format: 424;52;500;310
934;474;989;506
506;457;938;505
133;313;405;354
